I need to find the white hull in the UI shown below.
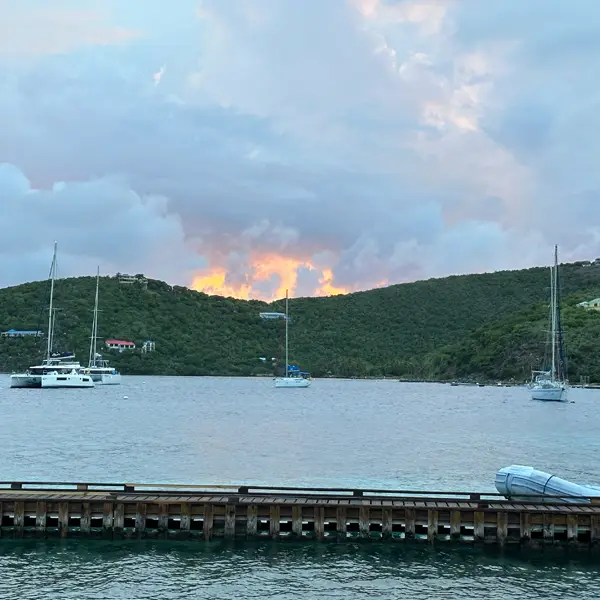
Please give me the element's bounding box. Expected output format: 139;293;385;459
41;372;95;388
10;374;42;388
90;371;122;385
274;377;311;388
531;384;568;402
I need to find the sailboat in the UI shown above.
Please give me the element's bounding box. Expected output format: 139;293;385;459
10;242;95;389
273;289;312;388
87;268;122;385
529;245;568;402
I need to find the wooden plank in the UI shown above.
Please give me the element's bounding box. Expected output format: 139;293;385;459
292;505;302;537
14;501;24;538
428;510;438;543
35;501;46;536
591;515;600;547
269;505;280;539
543;513;554;543
203;504;213;540
114;503;125;538
158;504;168;537
359;506;370;539
58;502;69;538
224;504;235;538
336;506;347;539
566;514;578;543
520;512;531;543
497;512;508;546
382;507;392;539
81;502;90;535
450;510;461;540
247;505;258;536
314;506;325;540
135;502;148;538
474;511;484;542
103;502;114;538
405;508;416;540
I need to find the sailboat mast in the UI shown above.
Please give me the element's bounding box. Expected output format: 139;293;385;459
89;267;100;367
550;261;556;379
285;289;289;378
46;241;57;361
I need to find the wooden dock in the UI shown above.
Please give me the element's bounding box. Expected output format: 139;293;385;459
0;481;599;549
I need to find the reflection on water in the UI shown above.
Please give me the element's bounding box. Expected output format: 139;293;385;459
0;540;597;599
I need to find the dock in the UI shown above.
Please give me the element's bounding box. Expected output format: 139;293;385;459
0;481;599;549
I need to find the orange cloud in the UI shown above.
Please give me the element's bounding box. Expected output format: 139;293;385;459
190;253;351;300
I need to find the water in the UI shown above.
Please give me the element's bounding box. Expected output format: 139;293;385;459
0;376;598;598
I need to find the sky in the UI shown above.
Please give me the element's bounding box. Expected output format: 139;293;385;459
2;0;600;300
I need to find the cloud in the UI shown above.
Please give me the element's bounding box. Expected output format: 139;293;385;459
1;0;600;299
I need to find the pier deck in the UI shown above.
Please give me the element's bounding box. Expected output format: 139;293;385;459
0;481;599;549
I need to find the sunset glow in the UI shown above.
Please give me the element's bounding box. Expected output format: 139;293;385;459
190;255;352;300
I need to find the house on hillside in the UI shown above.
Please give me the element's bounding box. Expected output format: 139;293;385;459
259;312;287;320
105;339;136;351
577;298;600;310
1;329;42;337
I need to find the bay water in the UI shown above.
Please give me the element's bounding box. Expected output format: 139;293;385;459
0;376;598;598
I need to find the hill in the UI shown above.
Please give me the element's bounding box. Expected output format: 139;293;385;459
1;261;600;381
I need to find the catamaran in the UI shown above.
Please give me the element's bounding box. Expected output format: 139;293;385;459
87;267;122;385
273;289;312;388
529;245;568;402
10;242;95;389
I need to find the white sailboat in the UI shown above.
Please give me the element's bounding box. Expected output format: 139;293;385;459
273;289;312;388
529;245;568;402
10;242;95;389
87;267;122;385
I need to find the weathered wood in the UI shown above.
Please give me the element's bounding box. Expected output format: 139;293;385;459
292;505;302;537
247;505;258;536
80;502;90;534
224;504;235;538
158;504;169;537
314;506;325;540
543;513;554;544
473;511;484;542
428;510;439;543
203;503;213;540
135;503;147;538
520;512;531;544
497;511;508;545
36;501;47;536
103;502;114;539
269;505;280;539
336;506;346;539
180;503;191;535
405;508;416;540
566;514;578;543
58;502;69;538
591;515;600;547
14;501;24;538
382;507;392;539
114;503;125;538
450;510;461;540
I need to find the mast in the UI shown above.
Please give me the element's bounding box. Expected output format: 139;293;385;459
550;257;556;380
46;241;57;361
285;289;289;378
88;267;100;367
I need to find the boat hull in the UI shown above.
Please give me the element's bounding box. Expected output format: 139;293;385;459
41;373;95;388
274;377;311;388
10;374;42;388
90;372;122;385
531;385;568;402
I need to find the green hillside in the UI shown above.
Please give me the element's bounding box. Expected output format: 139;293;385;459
1;261;600;381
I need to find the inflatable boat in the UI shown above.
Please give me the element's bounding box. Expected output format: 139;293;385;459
495;465;600;504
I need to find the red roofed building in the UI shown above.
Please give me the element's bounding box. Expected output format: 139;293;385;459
105;339;136;352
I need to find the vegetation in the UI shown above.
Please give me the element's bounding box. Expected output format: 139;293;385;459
1;261;600;381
